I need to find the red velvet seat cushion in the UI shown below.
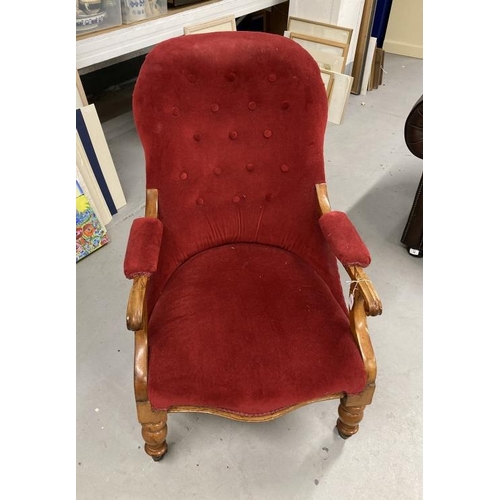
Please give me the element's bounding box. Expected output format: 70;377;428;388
148;243;366;416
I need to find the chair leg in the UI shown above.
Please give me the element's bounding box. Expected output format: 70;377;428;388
337;399;365;439
141;420;168;461
137;401;168;461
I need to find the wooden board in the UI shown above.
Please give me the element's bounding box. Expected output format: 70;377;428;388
360;36;376;95
328;71;354;124
350;0;376;95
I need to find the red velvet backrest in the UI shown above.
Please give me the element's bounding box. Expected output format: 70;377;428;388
133;31;339;309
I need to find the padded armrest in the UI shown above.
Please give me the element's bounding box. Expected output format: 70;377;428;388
124;218;163;279
319;211;371;268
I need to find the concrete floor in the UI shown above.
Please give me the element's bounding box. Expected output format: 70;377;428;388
76;52;423;500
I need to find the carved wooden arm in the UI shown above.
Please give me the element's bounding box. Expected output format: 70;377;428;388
316;183;381;385
126;189;159;403
126;189;159;332
344;265;382;317
126;275;149;331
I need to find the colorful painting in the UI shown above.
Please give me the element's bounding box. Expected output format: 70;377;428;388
76;181;109;262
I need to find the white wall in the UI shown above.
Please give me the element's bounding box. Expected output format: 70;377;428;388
383;0;423;58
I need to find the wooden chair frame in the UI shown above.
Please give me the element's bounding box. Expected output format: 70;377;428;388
126;185;382;461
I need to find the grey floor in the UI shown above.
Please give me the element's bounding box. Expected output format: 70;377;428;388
76;53;423;500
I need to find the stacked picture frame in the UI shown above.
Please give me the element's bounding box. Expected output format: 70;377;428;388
287;16;354;125
183;15;236;35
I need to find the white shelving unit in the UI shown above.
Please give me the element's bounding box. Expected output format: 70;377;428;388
76;0;287;71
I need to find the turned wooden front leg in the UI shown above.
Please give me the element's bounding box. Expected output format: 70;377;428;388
141;420;168;461
337;399;365;439
137;401;168;461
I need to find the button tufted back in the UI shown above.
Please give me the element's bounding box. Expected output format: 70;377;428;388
133;31;341;309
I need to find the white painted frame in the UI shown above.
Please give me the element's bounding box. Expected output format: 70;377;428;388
184;14;236;34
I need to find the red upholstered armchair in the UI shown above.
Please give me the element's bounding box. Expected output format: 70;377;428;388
124;31;382;461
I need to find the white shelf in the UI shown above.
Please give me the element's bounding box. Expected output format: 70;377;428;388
76;0;286;71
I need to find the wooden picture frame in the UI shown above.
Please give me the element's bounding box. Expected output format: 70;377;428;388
184;15;236;35
287;16;353;47
320;68;335;103
290;32;347;73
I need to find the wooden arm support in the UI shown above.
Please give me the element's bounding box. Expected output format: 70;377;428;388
125;189;159;331
125;273;149;401
126;275;149;331
349;287;377;384
126;189;159;402
345;265;382;317
316;183;381;384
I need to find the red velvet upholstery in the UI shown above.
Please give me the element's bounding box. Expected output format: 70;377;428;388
127;31;372;416
124;218;163;278
148;244;366;415
132;31;345;313
319;211;371;267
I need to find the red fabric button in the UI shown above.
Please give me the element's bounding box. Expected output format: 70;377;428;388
264;130;273;138
180;172;188;180
246;163;254;172
233;196;241;203
171;106;180;116
211;104;219;112
214;167;222;175
268;73;277;82
229;131;238;140
248;102;257;110
196;198;204;206
281;164;290;172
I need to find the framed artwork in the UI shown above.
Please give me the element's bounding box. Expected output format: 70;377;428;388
290;33;346;73
76;180;109;262
290;32;348;59
287;16;352;46
320;68;335;103
184;15;236;35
